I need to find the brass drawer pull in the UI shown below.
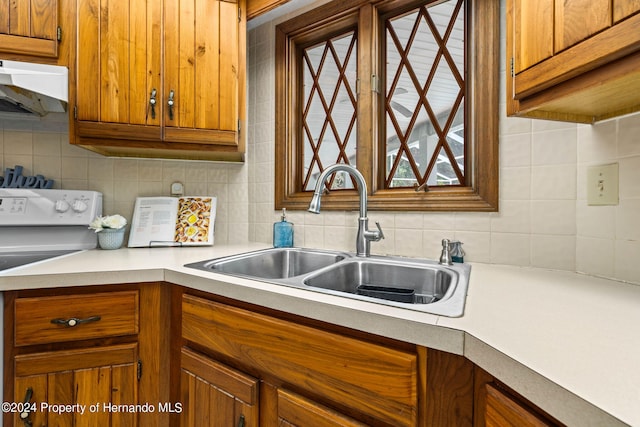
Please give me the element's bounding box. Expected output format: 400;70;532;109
50;316;101;327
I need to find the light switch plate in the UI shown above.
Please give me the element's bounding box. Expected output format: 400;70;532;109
587;163;618;205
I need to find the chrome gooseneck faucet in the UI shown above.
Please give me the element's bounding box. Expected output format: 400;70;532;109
308;164;384;257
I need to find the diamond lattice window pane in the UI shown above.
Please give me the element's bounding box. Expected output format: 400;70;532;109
384;0;465;189
301;31;358;191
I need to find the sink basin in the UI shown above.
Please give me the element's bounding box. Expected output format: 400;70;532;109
303;259;453;304
185;247;347;279
185;249;470;317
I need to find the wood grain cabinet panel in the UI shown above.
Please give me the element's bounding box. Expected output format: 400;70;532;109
614;0;640;21
277;388;367;427
75;0;162;129
512;0;553;73
247;0;290;20
507;0;640;122
482;384;558;427
13;344;138;427
163;0;240;144
180;347;259;427
0;0;58;58
554;0;611;53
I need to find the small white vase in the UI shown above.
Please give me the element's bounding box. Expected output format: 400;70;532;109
98;228;125;250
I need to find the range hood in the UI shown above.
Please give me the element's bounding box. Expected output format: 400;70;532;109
0;59;68;116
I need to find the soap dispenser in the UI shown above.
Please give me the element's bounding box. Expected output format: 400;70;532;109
450;240;465;263
273;208;294;248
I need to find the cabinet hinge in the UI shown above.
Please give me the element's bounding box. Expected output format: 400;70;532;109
73;106;77;120
510;57;514;78
238;6;242;21
137;359;142;381
57;26;62;42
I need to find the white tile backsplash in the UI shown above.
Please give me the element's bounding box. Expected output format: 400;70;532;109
0;118;248;246
531;234;576;271
531;128;577;165
531;164;577;200
530;200;576;235
615;239;640;284
618;114;640;157
577;121;618;163
576;236;615;279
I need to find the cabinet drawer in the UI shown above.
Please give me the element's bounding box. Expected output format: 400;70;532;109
182;294;417;427
14;291;139;346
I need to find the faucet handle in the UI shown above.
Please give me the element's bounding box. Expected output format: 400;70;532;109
374;221;385;240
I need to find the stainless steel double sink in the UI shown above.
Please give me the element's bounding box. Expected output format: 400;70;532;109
185;247;471;317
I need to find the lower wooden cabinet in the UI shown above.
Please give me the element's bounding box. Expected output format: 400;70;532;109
474;370;564;427
180;292;419;426
2;282;570;427
4;283;171;427
482;384;552;427
180;347;258;427
180;346;367;427
276;388;367;427
14;343;138;427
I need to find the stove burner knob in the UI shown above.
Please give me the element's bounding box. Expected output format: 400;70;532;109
72;200;88;213
55;200;70;213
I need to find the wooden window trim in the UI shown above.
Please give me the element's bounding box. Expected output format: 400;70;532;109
275;0;499;212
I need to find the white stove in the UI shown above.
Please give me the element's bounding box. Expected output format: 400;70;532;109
0;188;102;272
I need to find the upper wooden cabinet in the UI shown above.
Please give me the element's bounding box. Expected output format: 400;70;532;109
73;0;246;161
507;0;640;123
0;0;59;58
163;0;241;147
75;0;162;137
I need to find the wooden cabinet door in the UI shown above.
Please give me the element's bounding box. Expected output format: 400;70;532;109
180;347;259;427
554;0;611;52
76;0;162;137
614;0;640;22
479;384;560;427
13;343;138;427
277;388;367;427
511;0;553;74
182;295;417;427
163;0;242;146
0;0;58;57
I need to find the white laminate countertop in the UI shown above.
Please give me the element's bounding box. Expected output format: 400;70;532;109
0;244;638;427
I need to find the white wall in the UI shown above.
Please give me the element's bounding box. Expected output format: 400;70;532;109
246;0;640;285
